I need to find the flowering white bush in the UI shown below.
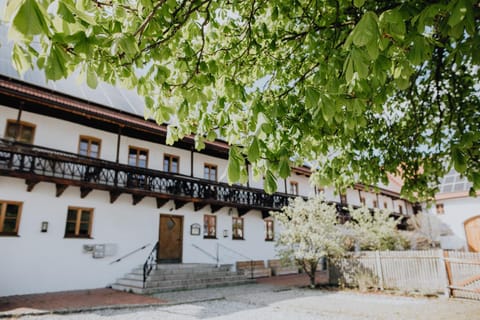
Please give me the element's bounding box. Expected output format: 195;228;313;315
272;196;410;288
271;196;346;288
345;206;408;251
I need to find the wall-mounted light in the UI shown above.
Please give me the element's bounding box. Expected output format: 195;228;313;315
223;229;228;238
228;208;233;216
41;221;48;233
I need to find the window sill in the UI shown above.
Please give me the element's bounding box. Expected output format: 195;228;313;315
203;236;217;240
265;239;274;242
0;233;20;237
64;235;93;239
232;237;244;241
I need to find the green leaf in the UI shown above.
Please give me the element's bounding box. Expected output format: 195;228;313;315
448;0;467;27
354;0;365;8
452;147;467;173
344;55;354;82
178;100;189;121
57;1;75;23
264;170;277;194
12;0;50;36
12;44;33;75
351;48;369;79
227;146;241;183
305;86;320;110
86;64;98;89
247;136;260;163
352;12;379;47
278;157;291;179
45;45;69;80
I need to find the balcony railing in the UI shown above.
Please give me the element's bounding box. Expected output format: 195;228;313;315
0;138;409;228
0;138;291;212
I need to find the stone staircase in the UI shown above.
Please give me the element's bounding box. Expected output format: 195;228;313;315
112;263;254;294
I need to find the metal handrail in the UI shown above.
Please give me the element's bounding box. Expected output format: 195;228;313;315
142;242;159;288
109;243;150;265
216;243;256;279
217;243;252;261
191;244;219;266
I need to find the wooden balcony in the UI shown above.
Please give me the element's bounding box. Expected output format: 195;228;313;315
0;138;291;216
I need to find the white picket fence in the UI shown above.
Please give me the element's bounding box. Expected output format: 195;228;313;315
331;250;480;300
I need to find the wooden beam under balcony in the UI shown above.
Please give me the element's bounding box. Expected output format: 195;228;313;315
193;202;208;212
109;190;122;203
132;194;145;205
55;184;68;197
80;186;93;198
25;179;38;192
261;210;271;219
174;199;188;210
156;198;169;209
238;207;250;217
211;204;223;213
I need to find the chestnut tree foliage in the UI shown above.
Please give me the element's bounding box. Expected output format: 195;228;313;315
3;0;480;198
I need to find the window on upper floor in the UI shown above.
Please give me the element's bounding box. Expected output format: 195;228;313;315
398;205;404;214
64;207;93;238
203;214;216;239
4;120;36;144
128;146;148;168
232;217;244;240
384;202;388;209
289;181;299;195
163;154;179;173
78;136;101;158
265;220;274;241
0;200;22;236
436;203;445;215
373;200;378;208
204;163;217;181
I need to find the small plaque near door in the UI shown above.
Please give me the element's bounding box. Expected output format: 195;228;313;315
191;223;201;236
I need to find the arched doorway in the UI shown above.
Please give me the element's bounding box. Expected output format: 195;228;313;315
464;216;480;252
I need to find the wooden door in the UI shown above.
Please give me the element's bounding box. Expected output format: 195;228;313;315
465;216;480;252
158;215;183;263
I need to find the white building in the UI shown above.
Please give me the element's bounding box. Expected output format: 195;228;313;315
0;27;414;296
423;170;480;252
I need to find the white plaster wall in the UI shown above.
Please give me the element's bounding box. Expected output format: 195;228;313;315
117;135;194;173
346;189;360;206
178;205;277;265
3;108;118;160
0;177;159;296
193;153;228;182
321;187;338;202
286;174;311;197
0;106;18;139
0;176;281;296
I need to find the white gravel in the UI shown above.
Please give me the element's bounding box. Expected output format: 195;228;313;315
19;284;480;320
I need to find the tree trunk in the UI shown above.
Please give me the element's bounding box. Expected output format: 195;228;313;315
297;259;319;288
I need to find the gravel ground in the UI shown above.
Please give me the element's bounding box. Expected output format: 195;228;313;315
19;284;480;320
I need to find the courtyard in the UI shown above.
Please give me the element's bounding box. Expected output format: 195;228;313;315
3;283;478;320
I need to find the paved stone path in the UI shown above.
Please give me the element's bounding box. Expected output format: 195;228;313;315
1;272;478;319
3;284;479;320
